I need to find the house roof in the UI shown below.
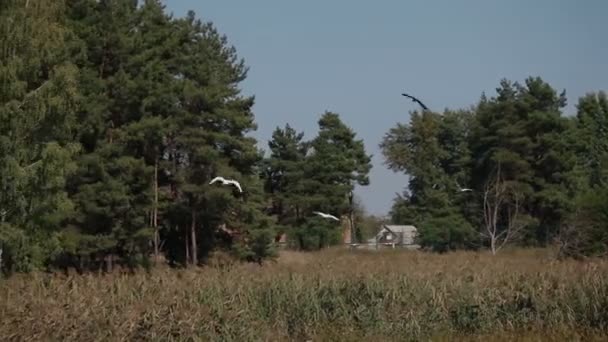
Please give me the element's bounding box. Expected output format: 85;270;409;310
366;225;418;244
381;225;417;234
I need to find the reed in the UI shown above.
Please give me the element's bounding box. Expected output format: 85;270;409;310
1;248;607;341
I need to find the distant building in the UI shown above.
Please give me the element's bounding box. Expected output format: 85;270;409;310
366;225;420;249
274;219;419;251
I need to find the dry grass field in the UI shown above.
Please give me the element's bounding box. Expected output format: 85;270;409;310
1;248;608;341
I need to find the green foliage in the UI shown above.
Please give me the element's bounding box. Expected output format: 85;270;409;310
1;0;607;276
0;0;82;273
351;196;383;241
418;213;477;253
263;124;309;226
382;77;603;256
572;91;608;187
381;109;480;251
263;113;372;250
558;184;608;259
1;0;281;274
471;77;573;245
289;218;342;251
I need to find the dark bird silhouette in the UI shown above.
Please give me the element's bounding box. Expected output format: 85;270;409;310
401;93;429;111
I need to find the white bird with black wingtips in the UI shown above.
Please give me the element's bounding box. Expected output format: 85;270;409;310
209;176;243;193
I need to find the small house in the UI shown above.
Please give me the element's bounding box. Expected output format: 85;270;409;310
367;225;420;249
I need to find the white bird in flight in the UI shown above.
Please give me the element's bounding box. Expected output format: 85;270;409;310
455;181;473;192
313;211;340;221
209;176;243;193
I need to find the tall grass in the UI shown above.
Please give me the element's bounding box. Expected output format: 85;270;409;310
1;248;607;341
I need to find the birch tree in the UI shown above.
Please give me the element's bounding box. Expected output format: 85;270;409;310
482;164;530;254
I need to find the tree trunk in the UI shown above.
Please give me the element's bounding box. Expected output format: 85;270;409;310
348;192;355;245
191;210;198;265
107;120;114;144
106;254;113;273
490;237;497;255
350;215;356;245
153;158;159;263
184;227;190;266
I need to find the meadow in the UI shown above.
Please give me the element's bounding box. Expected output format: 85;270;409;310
1;248;608;341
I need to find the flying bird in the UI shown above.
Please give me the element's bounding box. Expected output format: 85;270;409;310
209;176;243;193
313;211;340;221
455;181;473;192
401;93;429;111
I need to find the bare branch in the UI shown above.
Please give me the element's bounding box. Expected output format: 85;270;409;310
15;81;52;110
482;162;528;254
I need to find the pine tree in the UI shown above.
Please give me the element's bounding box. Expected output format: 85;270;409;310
294;112;372;250
471;77;573;246
557;91;608;258
121;0;179;264
573;91;608;187
62;0;154;271
263;124;309;240
164;12;274;264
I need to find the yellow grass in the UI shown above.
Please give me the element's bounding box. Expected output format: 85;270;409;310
1;248;607;341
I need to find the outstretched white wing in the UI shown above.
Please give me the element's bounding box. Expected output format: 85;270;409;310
210;176;243;193
313;211;340;221
209;176;226;185
227;179;243;193
455;180;473;192
326;214;340;221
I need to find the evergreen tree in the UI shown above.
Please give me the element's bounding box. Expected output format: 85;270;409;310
381;110;477;251
263;124;309;239
63;1;276;269
294;112;372;250
471;77;573;246
3;0;608;274
556;91;608;258
0;0;81;272
165;11;274;264
121;0;179;263
383;77;578;253
572;91;608;187
63;0;153;271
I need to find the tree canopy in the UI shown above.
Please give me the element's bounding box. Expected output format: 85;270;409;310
1;1;606;276
0;0;374;274
382;78;607;256
263;112;372;250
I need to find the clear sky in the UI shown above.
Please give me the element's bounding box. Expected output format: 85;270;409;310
164;0;607;216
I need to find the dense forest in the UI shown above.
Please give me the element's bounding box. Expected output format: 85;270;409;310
1;0;607;275
0;0;373;274
381;80;608;256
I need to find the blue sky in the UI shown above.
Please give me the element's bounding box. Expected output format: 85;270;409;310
164;0;607;216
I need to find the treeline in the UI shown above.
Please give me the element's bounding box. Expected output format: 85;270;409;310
381;79;608;257
2;0;606;276
0;0;373;275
